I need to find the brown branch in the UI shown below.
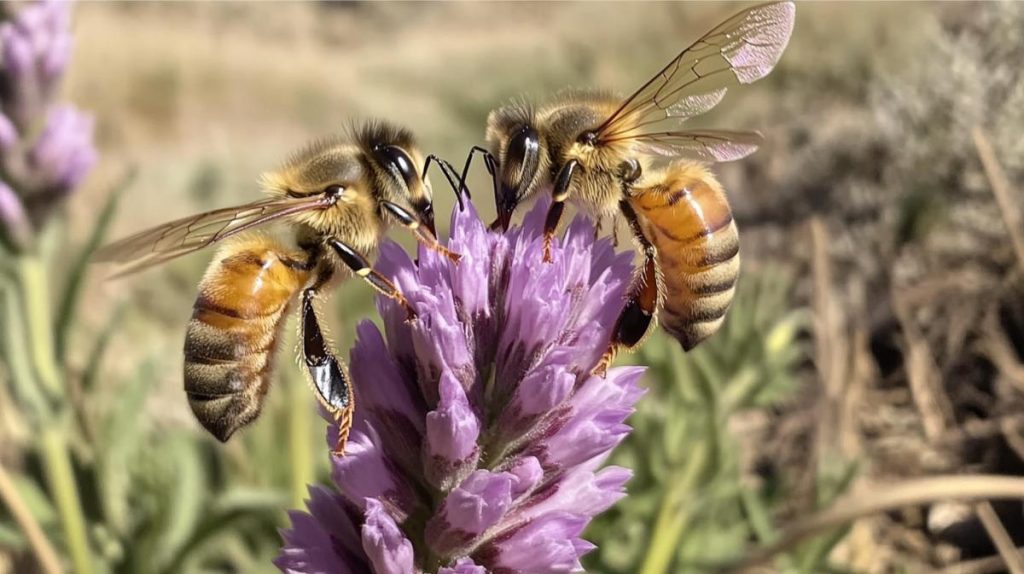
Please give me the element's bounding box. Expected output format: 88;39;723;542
975;501;1024;574
973;127;1024;269
0;462;62;574
945;546;1024;574
892;290;956;441
721;475;1024;573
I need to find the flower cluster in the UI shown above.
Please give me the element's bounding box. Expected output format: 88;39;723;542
277;197;646;573
0;0;96;249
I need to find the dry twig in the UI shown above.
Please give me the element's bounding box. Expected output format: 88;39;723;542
975;501;1024;574
944;546;1024;574
892;291;956;442
973;127;1024;269
0;462;62;574
722;475;1024;573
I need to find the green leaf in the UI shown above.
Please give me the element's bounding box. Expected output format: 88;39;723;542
739;485;776;545
12;474;57;526
56;169;135;364
0;520;25;548
153;435;207;570
160;487;286;574
81;302;128;393
97;360;155;533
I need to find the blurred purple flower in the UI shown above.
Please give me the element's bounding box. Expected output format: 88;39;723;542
0;0;95;247
0;179;29;244
29;104;96;192
1;0;72;130
278;197;645;573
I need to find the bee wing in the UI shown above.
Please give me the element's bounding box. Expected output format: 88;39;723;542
95;194;334;277
594;1;795;142
619;129;764;162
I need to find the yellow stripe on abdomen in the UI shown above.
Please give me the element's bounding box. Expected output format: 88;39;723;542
183;237;309;441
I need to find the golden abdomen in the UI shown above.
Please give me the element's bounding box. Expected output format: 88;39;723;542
632;162;740;351
183;236;310;441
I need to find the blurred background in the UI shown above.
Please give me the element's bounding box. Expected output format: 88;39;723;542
2;1;1024;573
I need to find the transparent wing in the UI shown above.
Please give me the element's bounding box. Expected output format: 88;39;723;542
595;1;795;143
612;128;764;162
95;194;334;277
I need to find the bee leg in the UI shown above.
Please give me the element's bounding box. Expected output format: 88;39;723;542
543;159;580;263
327;238;418;321
381;200;462;263
593;201;659;377
301;286;355;456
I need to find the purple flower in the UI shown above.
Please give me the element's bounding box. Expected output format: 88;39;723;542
0;179;30;245
278;196;644;573
29;104;97;192
0;0;96;246
0;0;72;130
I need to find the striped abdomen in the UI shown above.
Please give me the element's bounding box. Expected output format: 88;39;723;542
184;237;310;441
631;162;739;351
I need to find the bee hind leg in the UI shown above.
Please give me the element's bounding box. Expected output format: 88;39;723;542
301;287;355;456
593;201;659;377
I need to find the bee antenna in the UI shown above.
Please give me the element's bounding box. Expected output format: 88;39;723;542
422;154;466;210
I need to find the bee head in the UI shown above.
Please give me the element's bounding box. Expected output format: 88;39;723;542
355;121;435;234
486;101;545;230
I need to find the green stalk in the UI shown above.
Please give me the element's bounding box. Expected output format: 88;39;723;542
16;256;62;399
287;372;314;511
39;427;94;574
1;280;52;421
639;442;710;574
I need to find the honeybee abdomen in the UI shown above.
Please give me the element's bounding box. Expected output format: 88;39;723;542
632;162;740;351
184;238;310;441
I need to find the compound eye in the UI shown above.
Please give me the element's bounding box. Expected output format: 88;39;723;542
505;125;540;180
375;145;419;190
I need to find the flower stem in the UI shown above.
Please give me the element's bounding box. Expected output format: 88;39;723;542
1;275;52;421
0;461;63;574
16;255;62;399
288;371;314;511
39;427;94;574
638;441;710;574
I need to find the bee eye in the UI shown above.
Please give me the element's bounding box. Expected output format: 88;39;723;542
374;145;418;190
506;125;540;180
322;185;345;200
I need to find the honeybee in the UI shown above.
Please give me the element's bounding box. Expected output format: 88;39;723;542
96;122;460;454
475;1;795;371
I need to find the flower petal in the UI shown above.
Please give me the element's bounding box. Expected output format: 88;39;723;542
482;512;593;573
349;320;427;476
515;465;631;524
0;113;18;151
424;372;481;490
29;105;97;192
426;470;514;556
330;423;419;520
276;486;370;574
361;499;416;574
530;367;646;470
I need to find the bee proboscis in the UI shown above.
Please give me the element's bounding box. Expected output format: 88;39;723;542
96;122;461;454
